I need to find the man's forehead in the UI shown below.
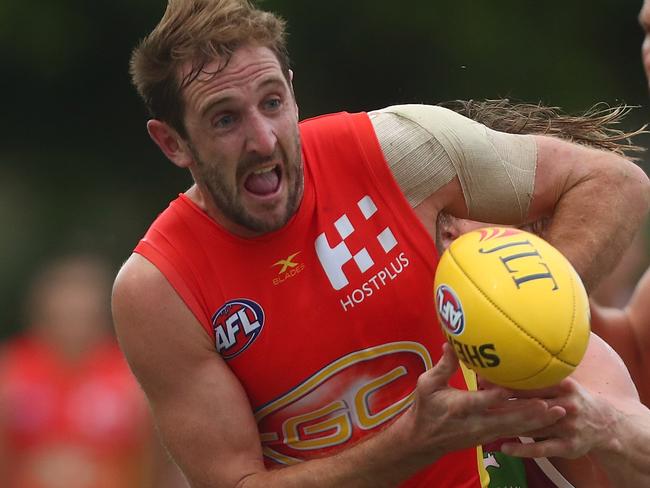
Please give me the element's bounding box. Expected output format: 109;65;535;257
179;45;281;85
178;45;288;122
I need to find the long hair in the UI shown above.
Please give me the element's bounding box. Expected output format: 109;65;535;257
440;99;646;161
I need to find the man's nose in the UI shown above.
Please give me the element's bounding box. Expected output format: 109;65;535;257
245;112;277;157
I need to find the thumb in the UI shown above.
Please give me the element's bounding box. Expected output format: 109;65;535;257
419;342;459;392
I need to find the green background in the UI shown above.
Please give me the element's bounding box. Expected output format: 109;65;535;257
1;0;648;337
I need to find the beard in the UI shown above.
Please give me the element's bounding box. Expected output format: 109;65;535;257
189;136;304;234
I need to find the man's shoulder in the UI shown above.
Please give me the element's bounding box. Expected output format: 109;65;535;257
112;254;169;310
299;110;354;126
299;111;371;136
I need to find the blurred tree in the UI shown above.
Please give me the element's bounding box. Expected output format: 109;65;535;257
0;0;647;337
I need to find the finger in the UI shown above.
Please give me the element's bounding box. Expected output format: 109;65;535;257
476;402;566;440
510;378;577;400
501;437;581;459
509;385;565;399
488;399;565;417
459;387;515;413
420;343;459;391
540;380;585;413
518;419;567;440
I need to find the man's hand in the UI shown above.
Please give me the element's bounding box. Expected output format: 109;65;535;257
498;378;621;459
393;343;567;465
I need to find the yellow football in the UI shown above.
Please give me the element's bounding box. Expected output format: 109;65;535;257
434;226;590;390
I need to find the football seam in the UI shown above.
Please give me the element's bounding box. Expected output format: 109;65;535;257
503;357;561;386
448;248;576;367
557;272;580;367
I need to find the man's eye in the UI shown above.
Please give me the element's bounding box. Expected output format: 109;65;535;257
265;98;282;110
215;114;235;128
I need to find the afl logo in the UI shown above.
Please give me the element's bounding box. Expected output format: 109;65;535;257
213;299;265;360
435;284;465;336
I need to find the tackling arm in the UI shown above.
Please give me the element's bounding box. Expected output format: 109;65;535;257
371;105;650;292
502;333;650;487
590;266;650;404
526;136;650;292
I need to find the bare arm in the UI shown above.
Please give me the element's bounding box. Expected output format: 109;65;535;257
526;136;649;291
421;136;650;292
112;254;566;488
502;333;650;487
371;106;649;292
590;266;650;404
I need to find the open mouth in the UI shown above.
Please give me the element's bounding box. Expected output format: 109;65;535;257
243;164;282;196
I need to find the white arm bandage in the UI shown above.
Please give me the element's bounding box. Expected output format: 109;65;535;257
369;105;537;222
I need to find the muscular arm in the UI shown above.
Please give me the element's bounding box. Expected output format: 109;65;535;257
526;137;649;292
590;266;650;403
112;255;566;488
583;335;650;487
503;333;650;487
371;106;650;292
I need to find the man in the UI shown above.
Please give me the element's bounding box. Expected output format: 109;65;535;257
436;100;650;407
0;255;170;488
572;0;650;408
435;99;650;487
112;1;650;486
589;269;650;405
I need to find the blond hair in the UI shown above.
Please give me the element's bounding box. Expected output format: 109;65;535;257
440;99;646;161
130;0;289;136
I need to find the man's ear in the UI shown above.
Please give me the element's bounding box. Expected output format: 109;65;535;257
288;70;299;119
147;119;193;168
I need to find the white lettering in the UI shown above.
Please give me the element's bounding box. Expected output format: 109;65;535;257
440;302;462;329
339;253;410;312
238;309;261;335
225;314;240;345
340;295;354;312
351;289;365;304
215;326;232;352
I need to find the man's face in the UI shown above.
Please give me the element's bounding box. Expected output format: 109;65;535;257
435;212;546;254
181;44;303;236
435;213;488;253
640;0;650;88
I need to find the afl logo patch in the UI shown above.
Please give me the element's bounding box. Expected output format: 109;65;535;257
435;285;465;336
213;299;265;360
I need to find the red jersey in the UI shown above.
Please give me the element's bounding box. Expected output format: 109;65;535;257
136;112;484;486
0;336;152;488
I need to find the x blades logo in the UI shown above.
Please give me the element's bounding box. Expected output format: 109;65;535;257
273;252;301;274
272;252;305;286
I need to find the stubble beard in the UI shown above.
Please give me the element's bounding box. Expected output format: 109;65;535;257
190;136;304;234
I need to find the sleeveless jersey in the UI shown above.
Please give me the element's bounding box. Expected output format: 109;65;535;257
136;112;484;487
0;336;151;488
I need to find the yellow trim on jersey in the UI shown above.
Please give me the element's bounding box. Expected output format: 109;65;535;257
255;341;432;421
460;362;490;487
